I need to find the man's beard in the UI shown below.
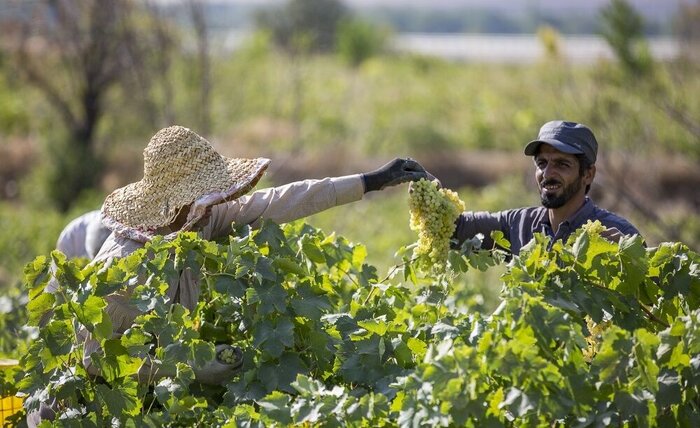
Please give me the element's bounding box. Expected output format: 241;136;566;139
540;176;583;208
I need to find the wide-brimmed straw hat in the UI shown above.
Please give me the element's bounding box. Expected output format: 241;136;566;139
102;125;270;242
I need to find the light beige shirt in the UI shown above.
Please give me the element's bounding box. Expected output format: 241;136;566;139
82;175;364;376
56;210;103;259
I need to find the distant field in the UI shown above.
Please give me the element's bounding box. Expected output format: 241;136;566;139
219;31;681;63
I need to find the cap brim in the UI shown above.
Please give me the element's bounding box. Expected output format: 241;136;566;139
524;139;584;156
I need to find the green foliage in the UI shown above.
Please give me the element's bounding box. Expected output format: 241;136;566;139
255;0;350;53
0;72;30;135
336;18;389;68
537;25;561;60
0;202;68;291
600;0;654;75
13;220;700;425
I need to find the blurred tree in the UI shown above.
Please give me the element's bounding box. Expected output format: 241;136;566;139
675;0;700;62
599;0;653;76
336;18;388;68
7;0;177;211
255;0;349;53
187;0;212;137
536;25;561;61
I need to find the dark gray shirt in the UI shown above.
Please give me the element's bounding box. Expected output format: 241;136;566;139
453;198;641;254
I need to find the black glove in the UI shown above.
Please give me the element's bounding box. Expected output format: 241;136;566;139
362;158;430;193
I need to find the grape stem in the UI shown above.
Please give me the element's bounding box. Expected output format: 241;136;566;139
589;282;669;328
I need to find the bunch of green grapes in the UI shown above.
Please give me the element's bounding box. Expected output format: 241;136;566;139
217;345;243;366
409;178;465;270
581;220;606;235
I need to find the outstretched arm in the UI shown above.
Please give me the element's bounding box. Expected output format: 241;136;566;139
204;158;430;239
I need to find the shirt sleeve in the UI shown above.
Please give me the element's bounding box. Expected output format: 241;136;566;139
202;175;365;239
453;210;507;250
56;212;101;259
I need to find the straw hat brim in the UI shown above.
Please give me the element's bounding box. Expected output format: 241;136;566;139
102;156;270;242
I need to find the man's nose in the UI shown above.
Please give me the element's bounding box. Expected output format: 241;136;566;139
540;164;553;180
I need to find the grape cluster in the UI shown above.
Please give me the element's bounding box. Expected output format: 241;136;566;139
582;315;611;362
582;220;606;235
408;178;465;271
217;346;242;366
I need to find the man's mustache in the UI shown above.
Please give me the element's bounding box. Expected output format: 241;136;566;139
540;179;562;187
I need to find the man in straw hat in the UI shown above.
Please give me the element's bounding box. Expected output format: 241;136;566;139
449;120;641;253
81;125;431;386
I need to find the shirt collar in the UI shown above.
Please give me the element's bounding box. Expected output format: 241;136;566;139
564;197;595;229
539;197;594;230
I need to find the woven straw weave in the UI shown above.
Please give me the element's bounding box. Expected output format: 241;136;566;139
102;126;269;237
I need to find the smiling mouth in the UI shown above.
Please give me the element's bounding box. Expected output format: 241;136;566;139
541;182;561;191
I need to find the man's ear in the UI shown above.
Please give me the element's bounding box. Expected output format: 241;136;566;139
585;164;596;186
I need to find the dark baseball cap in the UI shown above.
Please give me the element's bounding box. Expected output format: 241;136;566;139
524;120;598;164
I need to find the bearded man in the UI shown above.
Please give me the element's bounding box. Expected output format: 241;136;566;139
452;120;641;253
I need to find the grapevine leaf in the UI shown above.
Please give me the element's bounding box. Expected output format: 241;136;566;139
52;369;85;401
594;328;633;383
43;320;74;356
447;250;468;273
253;220;286;251
617;235;648;296
490;230;511;251
70;295;106;329
290;284;331;320
301;235;326;264
668;342;690;369
27;292;55;326
51;251;84;289
407;337;428;360
253;317;295;358
24;255;50;297
257;352;307;393
500;387;534;417
273;257;307;277
634;329;660;393
403;262;418;284
94;310;114;342
92;339;143;382
95;380;141;417
613;390;648;420
189;340;216;368
214;275;247;298
258;390;293;425
352;245;368;269
358;263;378;288
256;256;277;282
656;370;682;407
358;318;389;337
392;339;414;367
247;283;288;316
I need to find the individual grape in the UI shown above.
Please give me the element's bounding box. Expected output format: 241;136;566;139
408;178;465;271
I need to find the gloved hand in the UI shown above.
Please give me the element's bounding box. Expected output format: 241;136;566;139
192;344;244;385
362;158;431;193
